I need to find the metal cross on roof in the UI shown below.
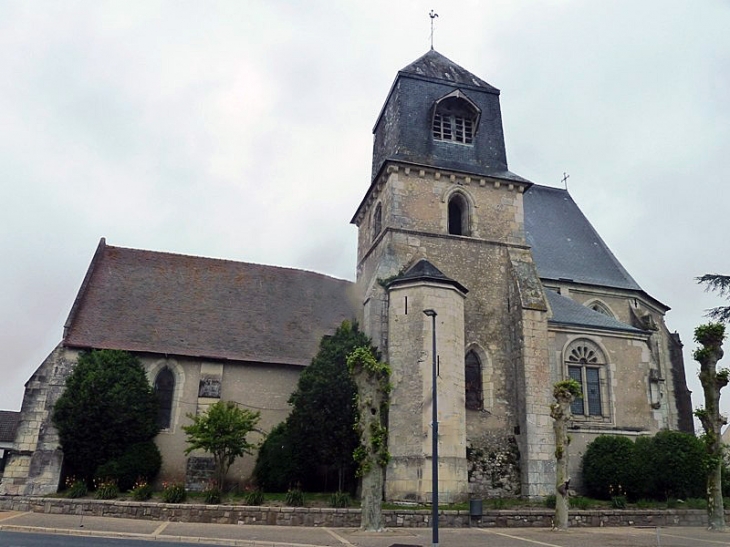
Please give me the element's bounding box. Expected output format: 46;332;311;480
429;10;439;50
562;171;570;190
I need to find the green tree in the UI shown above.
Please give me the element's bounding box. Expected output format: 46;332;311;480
697;274;730;323
52;350;160;486
183;400;260;491
95;440;162;492
252;422;295;492
287;321;375;492
254;321;374;492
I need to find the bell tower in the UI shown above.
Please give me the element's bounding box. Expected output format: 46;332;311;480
352;51;553;500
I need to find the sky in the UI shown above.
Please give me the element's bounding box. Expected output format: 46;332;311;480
1;1;729;426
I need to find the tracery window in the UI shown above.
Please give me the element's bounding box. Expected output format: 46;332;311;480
432;93;480;145
448;193;469;236
465;350;483;410
565;340;607;417
155;367;175;429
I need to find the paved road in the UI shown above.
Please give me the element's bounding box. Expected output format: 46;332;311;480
0;530;224;547
3;510;730;546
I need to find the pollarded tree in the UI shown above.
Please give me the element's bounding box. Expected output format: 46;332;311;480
697;274;730;323
347;346;390;532
52;350;160;487
183;400;260;491
694;322;727;531
550;379;581;530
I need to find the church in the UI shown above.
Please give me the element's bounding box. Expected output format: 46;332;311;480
0;50;692;501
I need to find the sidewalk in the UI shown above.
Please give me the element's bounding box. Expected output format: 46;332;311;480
2;510;730;547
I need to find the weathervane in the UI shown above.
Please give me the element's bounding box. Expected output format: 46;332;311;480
429;10;439;50
562;172;570;190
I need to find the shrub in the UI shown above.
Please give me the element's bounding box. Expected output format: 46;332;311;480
64;477;87;499
581;435;635;500
490;497;507;509
329;491;351;508
631;431;706;501
544;494;556;509
685;498;707;509
285;488;304;507
203;484;222;505
161;482;187;503
131;479;153;501
611;496;627;509
569;496;591;510
244;488;265;506
94;478;119;500
95;441;162;492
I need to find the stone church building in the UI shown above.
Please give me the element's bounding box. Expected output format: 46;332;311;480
1;50;692;500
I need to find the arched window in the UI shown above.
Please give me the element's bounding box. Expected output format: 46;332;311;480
372;203;382;241
448;193;469;236
465;350;483;410
565;339;607;417
155;367;175;429
432;92;480;145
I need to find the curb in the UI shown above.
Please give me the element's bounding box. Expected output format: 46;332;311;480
0;524;329;547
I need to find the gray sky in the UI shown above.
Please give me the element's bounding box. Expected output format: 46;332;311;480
2;1;729;425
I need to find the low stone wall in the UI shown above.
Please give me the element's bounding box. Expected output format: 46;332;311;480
0;495;717;528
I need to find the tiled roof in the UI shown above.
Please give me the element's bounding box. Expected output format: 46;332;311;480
400;50;499;92
524;185;642;291
63;240;358;366
0;410;20;443
545;289;645;334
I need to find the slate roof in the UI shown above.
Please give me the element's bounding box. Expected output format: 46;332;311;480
544;289;646;334
399;50;500;93
0;411;20;443
387;259;468;294
63;240;358;367
524;185;642;291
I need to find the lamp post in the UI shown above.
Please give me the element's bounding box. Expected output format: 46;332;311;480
423;308;438;547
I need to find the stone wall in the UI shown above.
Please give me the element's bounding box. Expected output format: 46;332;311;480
466;434;521;497
0;346;73;496
0;495;718;528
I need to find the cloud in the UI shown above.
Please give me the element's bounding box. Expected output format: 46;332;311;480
0;1;729;427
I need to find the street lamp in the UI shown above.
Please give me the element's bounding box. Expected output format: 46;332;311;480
423;308;438;547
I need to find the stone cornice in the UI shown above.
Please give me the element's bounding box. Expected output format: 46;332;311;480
351;161;529;226
357;227;531;270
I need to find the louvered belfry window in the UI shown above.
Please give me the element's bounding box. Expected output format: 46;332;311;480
432;94;479;145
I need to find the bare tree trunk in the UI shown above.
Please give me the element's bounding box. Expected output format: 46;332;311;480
708;458;724;530
550;381;578;531
694;323;727;531
360;458;385;531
